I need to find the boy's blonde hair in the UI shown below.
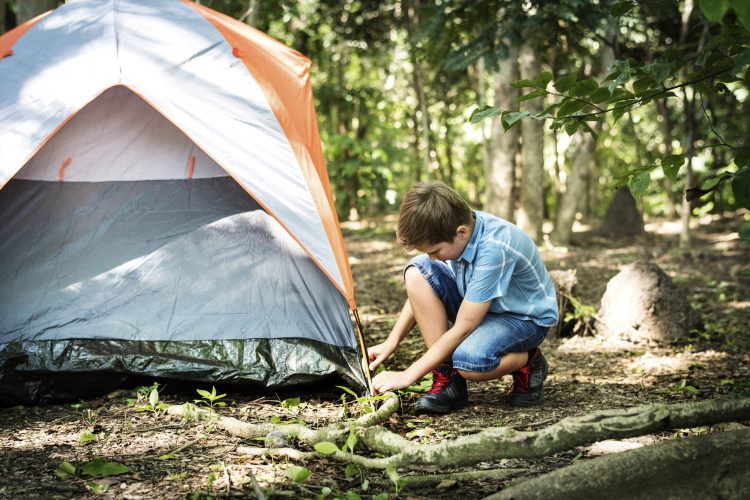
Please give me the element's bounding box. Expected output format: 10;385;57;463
397;181;473;250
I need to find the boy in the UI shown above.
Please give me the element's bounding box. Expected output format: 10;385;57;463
368;181;558;413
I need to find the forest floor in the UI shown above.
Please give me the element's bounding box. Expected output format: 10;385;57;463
1;213;749;499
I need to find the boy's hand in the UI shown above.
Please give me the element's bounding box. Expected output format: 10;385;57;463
371;370;414;394
367;341;396;372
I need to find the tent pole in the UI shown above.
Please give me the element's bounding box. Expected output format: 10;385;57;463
352;308;374;396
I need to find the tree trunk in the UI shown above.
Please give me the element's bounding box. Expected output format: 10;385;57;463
240;0;259;26
16;0;58;24
406;0;434;181
551;132;598;244
656;100;680;218
551;30;614;244
678;0;698;252
0;0;6;34
516;42;543;242
484;46;519;221
487;430;750;500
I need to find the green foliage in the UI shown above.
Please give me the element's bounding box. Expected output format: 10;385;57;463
313;441;340;455
56;459;131;479
195;386;227;409
285;464;312;483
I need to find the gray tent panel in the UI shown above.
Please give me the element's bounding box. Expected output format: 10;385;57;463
0;178;365;404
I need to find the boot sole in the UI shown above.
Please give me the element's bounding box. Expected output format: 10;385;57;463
415;397;469;414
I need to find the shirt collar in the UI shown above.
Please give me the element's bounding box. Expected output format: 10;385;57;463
458;211;481;263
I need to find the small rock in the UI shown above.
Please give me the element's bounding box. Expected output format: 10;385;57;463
436;480;457;490
265;431;288;449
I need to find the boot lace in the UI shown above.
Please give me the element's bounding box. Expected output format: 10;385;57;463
427;369;451;395
510;366;530;394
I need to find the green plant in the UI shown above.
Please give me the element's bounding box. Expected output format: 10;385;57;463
562;293;597;335
285;464;311;483
56;459;131;479
79;430;97;445
385;466;405;495
673;379;701;395
337;386;391;418
195;386;227;409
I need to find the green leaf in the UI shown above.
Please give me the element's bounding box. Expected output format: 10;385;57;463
285;464;311;483
511;79;536;88
314;441;340;455
87;481;109;494
734;149;750;168
336;385;359;398
79;431;97;444
739;221;750;241
661;154;686;180
611;1;636;17
80;459;131;478
734;49;750;74
732;168;750;209
731;0;750;30
470;105;503;124
56;461;77;479
516;88;547;103
612;106;629;123
699;0;730;22
148;388;159;408
641;62;673;82
632;77;657;96
158;454;179;460
554;74;577;93
345;428;358;453
589;87;613;103
196;389;212;399
386;466;401;485
564;120;580;136
344;463;359;479
281;397;301;408
629;171;651;199
536;71;553;87
556;98;587;117
501;111;529;130
570;79;599;97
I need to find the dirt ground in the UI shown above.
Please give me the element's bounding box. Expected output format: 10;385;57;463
1;213;749;499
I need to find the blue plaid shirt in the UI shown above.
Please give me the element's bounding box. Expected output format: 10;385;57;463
448;211;558;327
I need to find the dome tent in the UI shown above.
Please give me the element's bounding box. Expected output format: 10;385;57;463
0;0;369;404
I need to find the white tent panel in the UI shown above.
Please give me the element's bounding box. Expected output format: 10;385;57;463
0;0;119;185
16;86;226;181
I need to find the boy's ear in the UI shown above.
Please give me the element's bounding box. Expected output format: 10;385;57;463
456;225;471;240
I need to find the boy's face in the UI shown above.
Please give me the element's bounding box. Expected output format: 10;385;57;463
416;225;471;261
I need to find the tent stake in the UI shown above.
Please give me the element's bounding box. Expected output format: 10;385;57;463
352;308;375;396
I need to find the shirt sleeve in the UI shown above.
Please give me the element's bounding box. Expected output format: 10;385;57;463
463;246;515;303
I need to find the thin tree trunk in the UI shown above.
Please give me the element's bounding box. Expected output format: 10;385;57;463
551;28;615;244
0;0;6;34
679;1;710;252
657;98;680;219
239;0;259;26
473;59;493;206
516;42;544;241
406;0;433;181
484;47;519;220
16;0;58;24
442;114;455;186
551;131;599;243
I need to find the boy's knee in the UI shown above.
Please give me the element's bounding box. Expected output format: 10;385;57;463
403;264;426;290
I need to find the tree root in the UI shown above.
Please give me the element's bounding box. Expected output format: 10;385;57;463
485;429;750;499
167;395;750;471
